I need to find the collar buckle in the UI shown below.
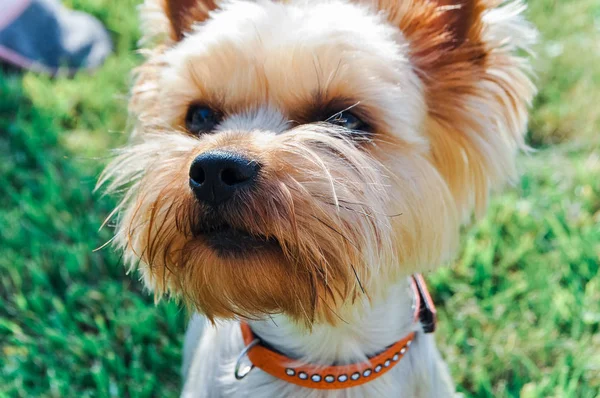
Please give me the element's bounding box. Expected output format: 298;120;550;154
234;338;260;380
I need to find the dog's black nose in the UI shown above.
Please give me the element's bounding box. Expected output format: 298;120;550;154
189;151;259;206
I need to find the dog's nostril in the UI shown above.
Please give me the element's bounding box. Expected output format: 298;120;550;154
221;167;250;186
190;164;206;185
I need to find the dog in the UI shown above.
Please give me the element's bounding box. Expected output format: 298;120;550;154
100;0;535;396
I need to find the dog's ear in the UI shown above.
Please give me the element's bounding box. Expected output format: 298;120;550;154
162;0;219;41
138;0;219;44
381;0;536;220
430;0;476;49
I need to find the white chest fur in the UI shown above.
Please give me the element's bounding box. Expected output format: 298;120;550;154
181;280;455;397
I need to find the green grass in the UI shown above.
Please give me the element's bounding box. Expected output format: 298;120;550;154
527;0;600;146
1;0;599;397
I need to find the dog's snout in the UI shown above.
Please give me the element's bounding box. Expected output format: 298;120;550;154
189;151;259;205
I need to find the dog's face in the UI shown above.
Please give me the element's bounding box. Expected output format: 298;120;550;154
102;0;534;325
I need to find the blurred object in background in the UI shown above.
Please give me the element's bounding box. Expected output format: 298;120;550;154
0;0;112;74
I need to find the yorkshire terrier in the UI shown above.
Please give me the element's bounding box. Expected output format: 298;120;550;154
100;0;535;396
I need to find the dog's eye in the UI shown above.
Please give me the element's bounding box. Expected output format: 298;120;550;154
328;111;367;132
185;105;222;134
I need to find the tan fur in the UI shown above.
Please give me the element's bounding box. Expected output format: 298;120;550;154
100;0;535;331
162;0;218;41
378;0;535;218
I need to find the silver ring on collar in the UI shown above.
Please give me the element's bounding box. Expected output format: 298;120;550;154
234;338;260;380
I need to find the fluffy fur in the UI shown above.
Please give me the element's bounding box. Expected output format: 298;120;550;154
100;0;535;396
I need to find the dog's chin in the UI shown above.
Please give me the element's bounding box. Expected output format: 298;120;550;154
198;224;282;258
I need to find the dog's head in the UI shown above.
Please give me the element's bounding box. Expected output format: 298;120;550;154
101;0;535;325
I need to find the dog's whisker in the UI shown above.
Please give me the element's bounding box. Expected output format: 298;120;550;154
311;215;358;250
351;264;366;296
323;58;344;99
317;293;349;325
268;315;279;328
324;102;361;124
93;233;120;252
312;54;324;96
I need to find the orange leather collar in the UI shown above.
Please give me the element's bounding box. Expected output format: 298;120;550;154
238;274;437;390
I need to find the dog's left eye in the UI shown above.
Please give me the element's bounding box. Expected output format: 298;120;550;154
328;111;367;132
185;105;222;134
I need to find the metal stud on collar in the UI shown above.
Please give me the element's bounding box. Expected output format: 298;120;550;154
234;338;260;380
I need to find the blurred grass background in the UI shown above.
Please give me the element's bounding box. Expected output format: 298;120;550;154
1;0;599;397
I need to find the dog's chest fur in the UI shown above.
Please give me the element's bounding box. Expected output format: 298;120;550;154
181;281;455;397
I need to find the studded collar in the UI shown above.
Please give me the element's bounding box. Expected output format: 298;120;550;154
235;274;437;390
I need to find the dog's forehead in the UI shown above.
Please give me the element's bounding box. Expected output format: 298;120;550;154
162;1;409;99
158;0;424;139
172;1;401;61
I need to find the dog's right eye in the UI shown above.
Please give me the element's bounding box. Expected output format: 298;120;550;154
185;105;222;134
